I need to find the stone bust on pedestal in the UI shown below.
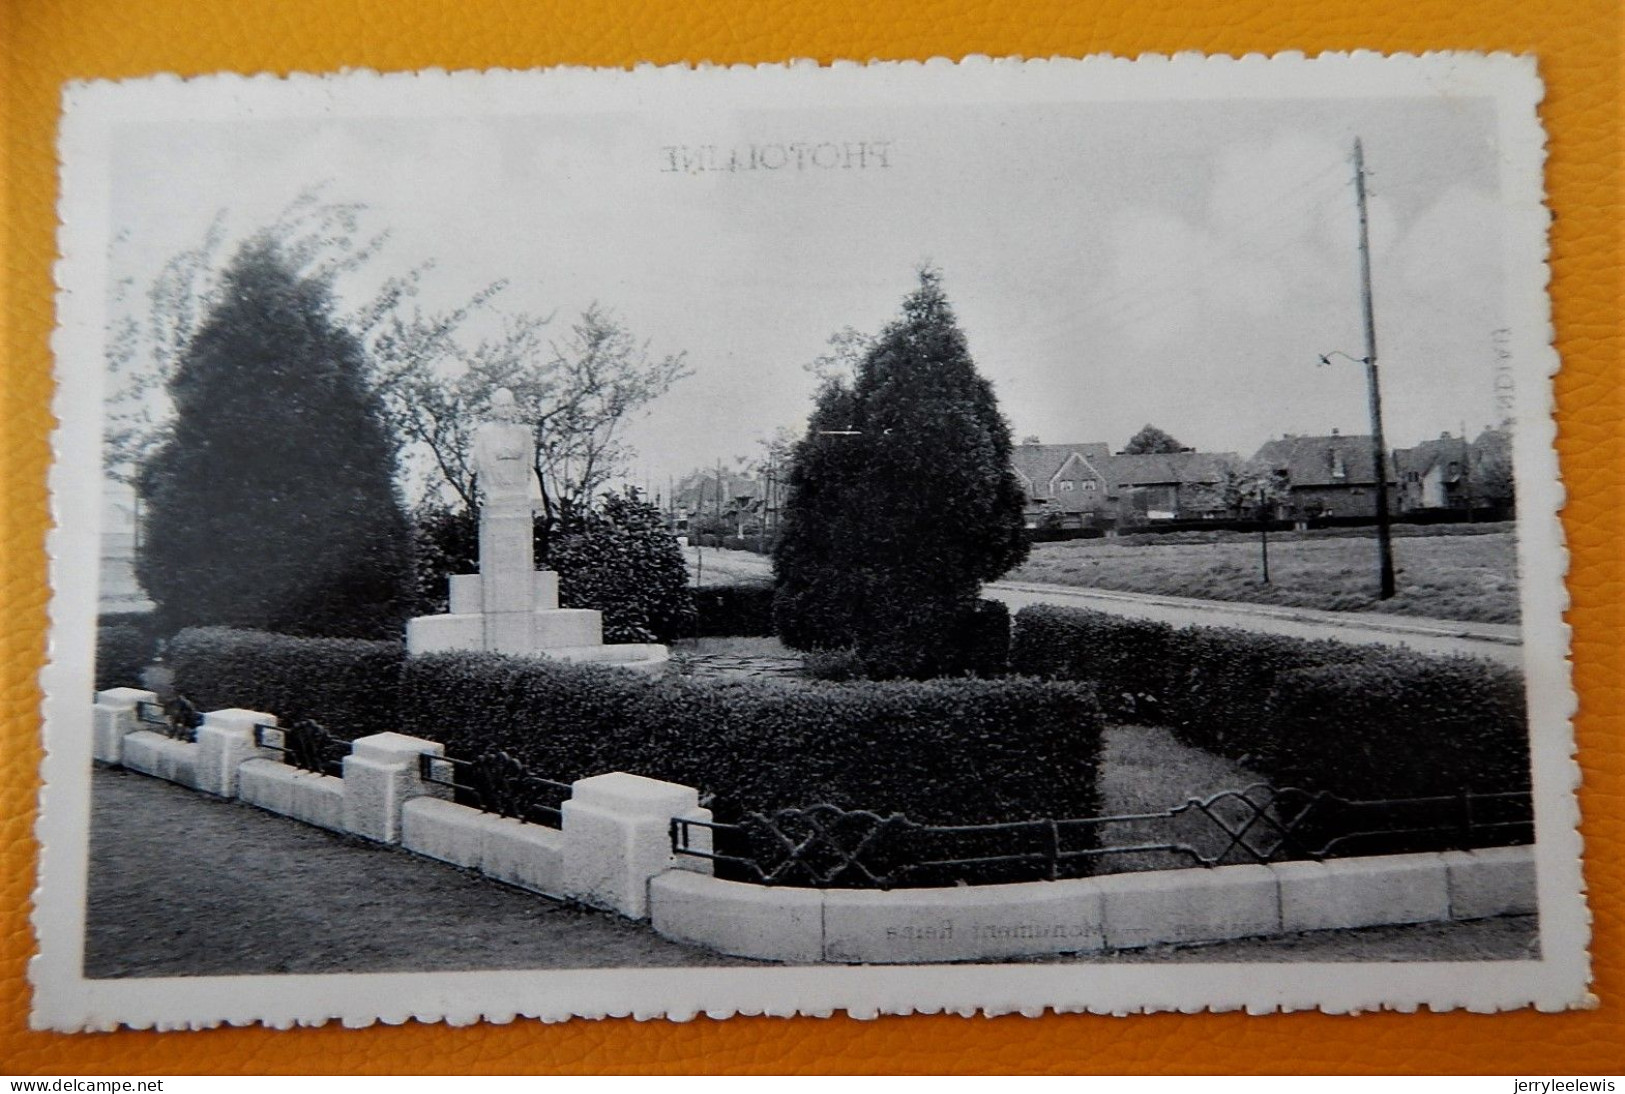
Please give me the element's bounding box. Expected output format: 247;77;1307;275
472;387;542;511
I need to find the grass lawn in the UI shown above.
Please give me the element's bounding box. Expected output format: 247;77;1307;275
1007;524;1519;623
685;545;773;587
1095;724;1263;873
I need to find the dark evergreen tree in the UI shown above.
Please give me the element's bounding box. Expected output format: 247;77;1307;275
1122;423;1187;455
137;238;412;639
773;269;1028;677
409;502;479;615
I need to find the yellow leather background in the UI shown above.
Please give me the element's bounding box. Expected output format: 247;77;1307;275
2;0;1619;1074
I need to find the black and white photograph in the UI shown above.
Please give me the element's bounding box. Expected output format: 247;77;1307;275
35;55;1585;1030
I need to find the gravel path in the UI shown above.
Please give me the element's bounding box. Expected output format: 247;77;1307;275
86;766;1537;977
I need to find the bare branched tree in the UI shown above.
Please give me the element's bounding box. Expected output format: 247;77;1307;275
530;305;693;533
107;191;691;556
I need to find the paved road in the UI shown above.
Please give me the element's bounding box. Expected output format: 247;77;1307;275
985;580;1523;667
686;548;1523;666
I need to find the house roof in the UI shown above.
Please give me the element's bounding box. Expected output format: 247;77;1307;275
672;470;764;512
1395;435;1470;482
1106;451;1236;490
1252;433;1393;487
1010;443;1111;498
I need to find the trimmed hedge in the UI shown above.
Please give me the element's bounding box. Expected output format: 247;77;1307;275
692;582;777;637
167;627;406;739
839;596;1012;681
95;613;161;692
402;651;1105;831
1262;655;1530;799
1010;604;1530;808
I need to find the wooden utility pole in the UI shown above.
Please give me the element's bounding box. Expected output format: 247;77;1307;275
1460;418;1475;523
1257;486;1271;584
1353;137;1397;599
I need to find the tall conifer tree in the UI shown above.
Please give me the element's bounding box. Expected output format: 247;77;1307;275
137;238;411;638
774;268;1028;675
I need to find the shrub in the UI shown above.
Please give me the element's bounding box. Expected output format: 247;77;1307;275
550;490;695;643
402;651;1104;837
802;647;865;681
1259;654;1530;857
409;503;479;615
1262;655;1530;798
690;534;772;555
854;597;1011;680
167;627;406;739
1010;604;1532;840
692;581;777;637
1010;605;1177;722
773;270;1029;671
1011;604;1383;751
95;623;155;692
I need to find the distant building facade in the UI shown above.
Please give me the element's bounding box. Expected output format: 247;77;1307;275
1107;451;1234;522
1010;443;1114;529
101;480;154;613
1394;432;1472;512
1250;430;1399;521
1011;443;1236;528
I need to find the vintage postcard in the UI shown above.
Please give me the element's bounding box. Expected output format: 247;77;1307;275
34;54;1587;1031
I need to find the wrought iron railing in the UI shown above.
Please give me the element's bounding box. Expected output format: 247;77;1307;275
254;720;350;778
418;750;573;829
135;695;202;743
670;783;1534;889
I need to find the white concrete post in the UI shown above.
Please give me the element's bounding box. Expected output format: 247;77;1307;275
561;772;712;920
92;687;157;765
341;732;448;844
194;708;278;798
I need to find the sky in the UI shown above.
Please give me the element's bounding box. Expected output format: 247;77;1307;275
104;88;1509;499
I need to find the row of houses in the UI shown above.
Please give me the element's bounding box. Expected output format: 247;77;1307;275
662;426;1516;539
1014;427;1514;530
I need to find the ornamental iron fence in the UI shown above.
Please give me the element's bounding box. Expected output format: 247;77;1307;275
418;750;573;829
254;720;350;778
669;783;1533;889
135;695;202;743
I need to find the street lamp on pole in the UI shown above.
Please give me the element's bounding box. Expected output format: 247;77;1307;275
1312;136;1399;601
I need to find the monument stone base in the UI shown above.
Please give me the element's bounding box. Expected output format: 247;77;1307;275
406;568;669;673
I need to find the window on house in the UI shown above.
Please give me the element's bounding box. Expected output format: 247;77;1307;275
1082;480;1097;491
1058;480;1075;491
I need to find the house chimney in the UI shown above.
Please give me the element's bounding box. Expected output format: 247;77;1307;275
1331;427;1340;437
1441;430;1452;440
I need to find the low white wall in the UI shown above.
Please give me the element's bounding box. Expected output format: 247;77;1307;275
119;731;199;790
94;690;1537;965
401;796;567;897
237;758;346;832
650;872;826;964
647;847;1539;964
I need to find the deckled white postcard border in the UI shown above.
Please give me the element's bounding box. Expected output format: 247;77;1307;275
34;53;1587;1031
